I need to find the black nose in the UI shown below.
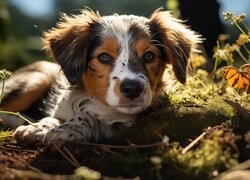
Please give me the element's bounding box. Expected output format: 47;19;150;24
120;79;144;100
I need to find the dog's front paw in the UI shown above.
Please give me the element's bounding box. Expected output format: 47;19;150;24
44;127;87;146
13;125;48;146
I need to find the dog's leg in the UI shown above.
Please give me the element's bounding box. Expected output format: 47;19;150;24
44;112;112;145
1;61;58;112
14;112;113;146
13;117;61;146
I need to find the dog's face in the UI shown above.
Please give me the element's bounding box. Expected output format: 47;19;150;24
44;9;199;114
82;15;167;114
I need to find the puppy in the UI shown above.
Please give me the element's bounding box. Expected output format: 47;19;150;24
0;9;200;146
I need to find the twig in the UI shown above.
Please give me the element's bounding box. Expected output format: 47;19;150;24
52;143;80;168
27;165;43;173
63;146;81;167
75;141;165;149
223;98;250;120
0;145;37;153
181;127;211;154
102;147;125;158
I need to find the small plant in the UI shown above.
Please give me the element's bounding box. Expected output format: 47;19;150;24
162;126;239;179
0;129;13;142
0;69;12;104
213;12;250;94
0;69;36;127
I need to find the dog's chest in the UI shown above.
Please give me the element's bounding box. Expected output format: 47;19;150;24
50;88;135;127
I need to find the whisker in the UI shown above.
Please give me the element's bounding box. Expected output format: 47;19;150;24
150;93;166;112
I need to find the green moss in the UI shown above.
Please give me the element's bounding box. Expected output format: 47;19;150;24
161;128;239;179
0;129;13;142
206;97;236;118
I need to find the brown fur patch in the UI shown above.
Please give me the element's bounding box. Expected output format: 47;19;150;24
135;39;159;58
150;10;200;84
113;78;121;98
135;38;163;90
94;38;118;59
82;38;119;104
43;9;101;84
3;72;52;112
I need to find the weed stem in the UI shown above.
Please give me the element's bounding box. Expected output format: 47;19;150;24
231;18;248;37
0;80;5;104
0;110;37;128
243;45;250;56
241;20;250;33
236;49;249;63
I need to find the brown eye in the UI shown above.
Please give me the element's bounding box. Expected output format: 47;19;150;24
143;51;155;63
97;53;113;64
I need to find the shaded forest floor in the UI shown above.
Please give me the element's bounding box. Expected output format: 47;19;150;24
1;8;250;180
0;92;250;179
1;61;250;179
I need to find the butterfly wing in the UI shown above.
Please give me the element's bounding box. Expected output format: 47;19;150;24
239;64;250;90
223;65;250;91
240;64;250;79
236;73;249;89
224;66;239;87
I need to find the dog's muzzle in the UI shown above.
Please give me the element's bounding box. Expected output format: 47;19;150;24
120;79;144;100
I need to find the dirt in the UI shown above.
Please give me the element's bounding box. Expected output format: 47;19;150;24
0;140;72;177
0;103;250;180
0;138;195;180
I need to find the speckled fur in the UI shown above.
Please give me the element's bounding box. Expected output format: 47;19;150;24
1;9;200;146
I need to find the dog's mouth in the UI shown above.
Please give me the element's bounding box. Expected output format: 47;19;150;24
110;96;151;114
114;102;143;108
114;106;144;114
106;78;153;114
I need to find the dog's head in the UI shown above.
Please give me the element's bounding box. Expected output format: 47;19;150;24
44;9;200;114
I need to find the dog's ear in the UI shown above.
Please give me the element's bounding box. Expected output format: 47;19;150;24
43;9;100;84
150;10;201;84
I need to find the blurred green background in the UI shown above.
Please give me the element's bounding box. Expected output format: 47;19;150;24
0;0;250;71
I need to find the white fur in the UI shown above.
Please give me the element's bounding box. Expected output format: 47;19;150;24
13;15;153;146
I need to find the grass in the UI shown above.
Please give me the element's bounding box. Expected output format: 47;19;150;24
0;11;249;180
0;128;13;142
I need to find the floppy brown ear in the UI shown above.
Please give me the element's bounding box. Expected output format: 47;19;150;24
43;9;100;84
150;10;201;84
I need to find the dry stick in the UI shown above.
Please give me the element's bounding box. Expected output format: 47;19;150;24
181;127;211;154
63;146;81;167
0;145;37;153
101;147;125;158
75;141;165;149
27;165;43;173
53;143;80;168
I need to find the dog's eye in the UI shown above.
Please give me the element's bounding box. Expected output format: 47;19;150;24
97;53;113;64
143;51;155;63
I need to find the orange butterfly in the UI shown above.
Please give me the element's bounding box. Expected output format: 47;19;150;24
223;64;250;92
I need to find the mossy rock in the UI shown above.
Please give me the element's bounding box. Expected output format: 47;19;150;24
110;97;238;145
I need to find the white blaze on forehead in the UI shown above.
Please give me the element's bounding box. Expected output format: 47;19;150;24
100;16;140;79
106;31;139;106
105;29;152;109
100;15;153;113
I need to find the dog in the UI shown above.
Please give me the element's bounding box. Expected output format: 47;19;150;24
0;9;200;146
